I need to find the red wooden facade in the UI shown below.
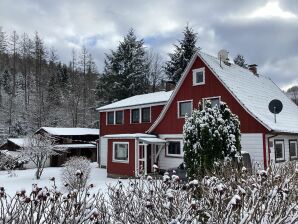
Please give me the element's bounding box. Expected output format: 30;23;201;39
152;56;268;135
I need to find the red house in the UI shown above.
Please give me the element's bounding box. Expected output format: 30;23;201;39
97;50;298;177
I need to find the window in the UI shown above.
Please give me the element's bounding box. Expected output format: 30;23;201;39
166;140;183;157
274;140;285;162
113;142;129;162
289;140;297;160
178;101;192;118
107;112;114;125
141;107;150;123
115;111;124;124
131;109;140;123
192;68;205;85
204;97;220;108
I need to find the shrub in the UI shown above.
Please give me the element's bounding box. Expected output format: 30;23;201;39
61;156;91;191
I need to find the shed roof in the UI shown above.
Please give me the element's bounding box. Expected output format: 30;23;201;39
37;127;99;136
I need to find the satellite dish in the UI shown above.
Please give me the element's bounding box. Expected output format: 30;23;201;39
268;99;283;123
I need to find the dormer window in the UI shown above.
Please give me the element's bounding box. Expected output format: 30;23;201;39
193;67;205;86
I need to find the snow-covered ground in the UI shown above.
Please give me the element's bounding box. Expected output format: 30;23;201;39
0;163;126;196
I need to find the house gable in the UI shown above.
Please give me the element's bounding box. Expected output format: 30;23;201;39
149;54;268;135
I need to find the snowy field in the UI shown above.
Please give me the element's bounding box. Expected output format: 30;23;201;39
0;163;126;196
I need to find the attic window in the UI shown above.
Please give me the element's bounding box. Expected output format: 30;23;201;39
192;67;205;86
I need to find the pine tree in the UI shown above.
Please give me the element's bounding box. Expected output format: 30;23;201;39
233;54;247;68
183;100;241;179
97;29;150;102
164;25;199;83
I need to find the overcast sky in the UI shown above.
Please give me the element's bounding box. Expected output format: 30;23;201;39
1;0;297;90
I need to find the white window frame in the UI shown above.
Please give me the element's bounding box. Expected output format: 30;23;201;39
202;96;221;109
177;100;193;118
192;67;205;86
166;139;183;157
112;142;129;163
106;110;124;125
130;107;151;124
274;139;285;162
289;140;298;160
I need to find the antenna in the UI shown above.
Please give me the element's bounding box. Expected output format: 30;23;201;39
268;99;283;123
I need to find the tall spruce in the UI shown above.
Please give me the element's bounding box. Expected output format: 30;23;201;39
97;29;150;102
164;25;199;83
183;100;241;179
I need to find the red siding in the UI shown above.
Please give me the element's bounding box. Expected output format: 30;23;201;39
100;105;164;136
107;139;135;177
153;56;268;135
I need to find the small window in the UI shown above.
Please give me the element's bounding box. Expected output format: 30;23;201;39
166;140;183;157
204;97;220;108
141;107;150;123
115;111;124;124
178;101;192;118
192;68;205;85
131;109;140;123
113;142;129;162
274;140;285;162
289;140;297;160
107;112;114;125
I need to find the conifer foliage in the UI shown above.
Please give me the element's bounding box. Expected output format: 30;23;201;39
183;100;241;179
164;25;199;83
97;29;150;102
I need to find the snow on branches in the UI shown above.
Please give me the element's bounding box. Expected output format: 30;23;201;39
183;100;241;179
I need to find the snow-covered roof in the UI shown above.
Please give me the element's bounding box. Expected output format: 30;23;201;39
103;133;156;139
198;51;298;133
7;138;27;147
139;137;166;144
54;144;96;149
97;91;173;111
37;127;99;136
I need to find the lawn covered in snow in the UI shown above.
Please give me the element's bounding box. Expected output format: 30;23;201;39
0;163;126;196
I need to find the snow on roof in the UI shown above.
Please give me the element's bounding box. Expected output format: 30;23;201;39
103;133;156;139
8;138;27;147
97;91;173;111
38;127;99;136
198;51;298;133
139;137;166;144
54;144;96;149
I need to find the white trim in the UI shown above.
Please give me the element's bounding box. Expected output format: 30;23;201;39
98;102;167;112
192;67;205;86
177;100;193;118
158;134;183;139
274;139;285;162
112;142;129;163
147;51;271;133
202;96;221;108
289;139;298;160
166;139;183;157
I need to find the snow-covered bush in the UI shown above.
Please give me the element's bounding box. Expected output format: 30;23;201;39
61;156;91;191
0;161;297;223
0;150;27;170
183;100;241;179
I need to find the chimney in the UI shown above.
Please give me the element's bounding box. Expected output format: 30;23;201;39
248;64;258;75
164;80;176;91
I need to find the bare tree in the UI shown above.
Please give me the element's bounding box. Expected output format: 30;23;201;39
147;50;164;92
21;134;59;179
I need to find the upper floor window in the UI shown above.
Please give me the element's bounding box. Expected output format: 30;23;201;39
178;100;192;118
107;112;114;125
203;97;220;109
141;107;150;123
192;67;205;86
131;109;140;123
166;140;183;157
274;140;285;162
289;140;297;160
115;111;124;124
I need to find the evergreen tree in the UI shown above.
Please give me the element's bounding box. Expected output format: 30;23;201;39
183;100;241;179
164;25;199;83
233;54;247;68
97;29;150;102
